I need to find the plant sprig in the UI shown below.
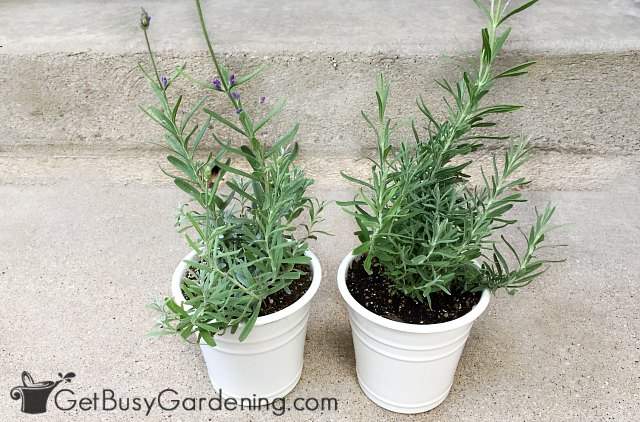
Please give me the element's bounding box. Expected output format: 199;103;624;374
140;1;326;345
340;0;560;305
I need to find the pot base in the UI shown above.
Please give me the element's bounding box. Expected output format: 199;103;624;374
357;369;452;413
208;364;303;403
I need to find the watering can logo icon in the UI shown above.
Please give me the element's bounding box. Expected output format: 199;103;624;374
10;371;75;414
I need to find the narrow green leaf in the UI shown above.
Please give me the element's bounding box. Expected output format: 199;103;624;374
226;180;257;203
255;98;285;133
181;96;207;132
235;64;267;86
203;108;246;136
171;95;183;122
268;123;299;156
214;160;259;182
481;28;492;62
473;0;492;20
499;0;539;26
341;172;374;190
191;116;211;151
239;302;260;342
167;155;194;179
495;61;536;79
199;330;216;347
174;178;201;201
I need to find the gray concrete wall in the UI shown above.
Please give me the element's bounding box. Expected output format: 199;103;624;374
2;0;640;54
1;0;639;160
2;52;639;159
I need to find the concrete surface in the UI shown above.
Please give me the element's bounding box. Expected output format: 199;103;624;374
2;0;640;54
2;52;639;157
1;0;640;420
0;161;639;421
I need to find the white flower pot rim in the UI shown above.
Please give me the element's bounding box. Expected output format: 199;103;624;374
172;249;322;327
337;253;491;334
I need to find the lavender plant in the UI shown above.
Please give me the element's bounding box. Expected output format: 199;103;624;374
340;0;559;306
140;1;326;346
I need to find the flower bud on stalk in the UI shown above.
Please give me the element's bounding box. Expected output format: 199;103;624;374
140;8;151;30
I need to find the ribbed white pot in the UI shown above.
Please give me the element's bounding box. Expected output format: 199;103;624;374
337;253;490;413
172;250;322;401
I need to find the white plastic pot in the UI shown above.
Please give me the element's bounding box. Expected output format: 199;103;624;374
337;253;490;413
172;250;322;401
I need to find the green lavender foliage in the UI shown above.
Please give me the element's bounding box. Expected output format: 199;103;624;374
140;1;326;346
340;0;559;305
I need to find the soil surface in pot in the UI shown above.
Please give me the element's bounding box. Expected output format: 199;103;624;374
184;264;312;317
259;265;312;316
346;257;481;324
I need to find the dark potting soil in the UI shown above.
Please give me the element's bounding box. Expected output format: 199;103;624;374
346;257;481;325
259;265;312;316
182;264;312;317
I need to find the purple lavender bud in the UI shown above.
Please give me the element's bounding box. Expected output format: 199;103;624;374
229;74;236;86
235;108;243;114
259;96;267;104
231;91;241;100
212;78;222;91
160;75;168;89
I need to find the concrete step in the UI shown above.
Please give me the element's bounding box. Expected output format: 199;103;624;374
3;0;640;55
1;148;638;192
1;0;639;157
